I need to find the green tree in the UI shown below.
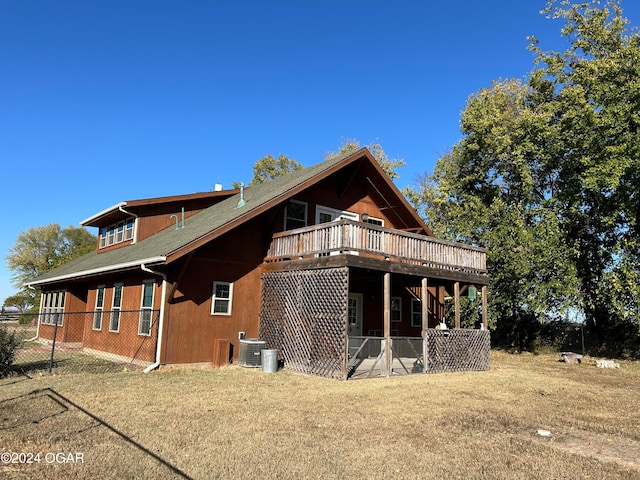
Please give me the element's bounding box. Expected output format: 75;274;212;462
409;0;640;354
527;0;640;344
5;224;96;308
325;139;406;179
249;153;303;185
2;291;34;313
408;80;580;347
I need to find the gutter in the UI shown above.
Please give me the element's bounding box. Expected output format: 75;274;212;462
118;205;139;244
25;285;40;342
25;256;167;288
141;264;168;373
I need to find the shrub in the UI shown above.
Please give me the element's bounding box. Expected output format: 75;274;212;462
0;325;19;377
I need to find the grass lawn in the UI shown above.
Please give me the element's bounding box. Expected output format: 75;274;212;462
1;351;639;479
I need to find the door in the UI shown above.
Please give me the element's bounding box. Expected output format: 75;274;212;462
348;293;363;336
316;205;359;255
316;205;359;224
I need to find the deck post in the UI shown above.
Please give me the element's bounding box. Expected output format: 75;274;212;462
421;277;428;374
421;277;429;336
383;272;391;377
454;281;461;329
482;285;488;330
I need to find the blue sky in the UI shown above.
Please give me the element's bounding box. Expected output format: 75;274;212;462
2;0;639;303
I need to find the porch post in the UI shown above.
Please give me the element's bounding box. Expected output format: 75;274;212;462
383;272;391;377
454;281;461;329
421;277;428;374
421;278;429;334
482;285;488;330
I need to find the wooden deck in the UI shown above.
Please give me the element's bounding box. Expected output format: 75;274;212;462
265;219;486;273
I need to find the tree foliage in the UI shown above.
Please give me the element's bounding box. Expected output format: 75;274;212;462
325;139;406;179
249;153;303;185
409;0;640;355
0;325;18;377
5;224;96;308
2;291;34;313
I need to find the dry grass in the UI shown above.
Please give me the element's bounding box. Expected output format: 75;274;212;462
1;351;639;479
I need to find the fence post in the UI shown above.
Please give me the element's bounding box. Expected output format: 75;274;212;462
48;315;60;374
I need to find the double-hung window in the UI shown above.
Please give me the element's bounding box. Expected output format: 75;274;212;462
110;284;123;332
138;281;154;336
41;291;65;326
211;281;233;315
284;200;307;230
93;286;105;330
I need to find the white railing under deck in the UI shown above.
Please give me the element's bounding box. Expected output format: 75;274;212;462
265;219;486;274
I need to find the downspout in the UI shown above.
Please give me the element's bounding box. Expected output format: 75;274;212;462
26;285;40;341
141;264;167;373
119;205;139;244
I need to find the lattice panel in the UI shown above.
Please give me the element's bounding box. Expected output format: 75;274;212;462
424;329;490;374
260;267;349;379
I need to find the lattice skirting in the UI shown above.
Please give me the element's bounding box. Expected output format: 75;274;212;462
259;267;349;379
424;329;490;373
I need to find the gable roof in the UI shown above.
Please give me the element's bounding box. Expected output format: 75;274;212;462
27;148;430;287
80;190;239;227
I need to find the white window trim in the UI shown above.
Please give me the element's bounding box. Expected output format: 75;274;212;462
211;281;233;316
109;283;123;332
99;217;136;249
316;205;358;224
364;215;384;227
284;200;308;230
93;285;105;330
138;280;155;336
40;291;66;326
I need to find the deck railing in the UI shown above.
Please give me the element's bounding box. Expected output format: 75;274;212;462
265;219;486;274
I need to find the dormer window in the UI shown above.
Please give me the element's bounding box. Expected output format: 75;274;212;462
100;217;135;248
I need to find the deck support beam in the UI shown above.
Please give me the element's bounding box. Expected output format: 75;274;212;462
421;277;429;336
482;285;488;330
454;281;461;329
383;272;391;377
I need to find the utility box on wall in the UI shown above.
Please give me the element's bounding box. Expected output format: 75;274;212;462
213;339;231;367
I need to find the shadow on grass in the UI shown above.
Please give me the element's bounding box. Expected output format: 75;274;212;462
0;387;194;479
11;355;134;376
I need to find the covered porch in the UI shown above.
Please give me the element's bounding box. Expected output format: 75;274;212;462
259;221;490;379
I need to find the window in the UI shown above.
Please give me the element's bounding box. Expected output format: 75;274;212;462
391;297;402;323
364;216;384;226
99;217;135;248
41;291;66;326
109;284;123;332
93;286;105;330
211;281;233;315
284;200;307;230
411;299;422;328
124;218;134;241
364;216;384;252
138;281;155;336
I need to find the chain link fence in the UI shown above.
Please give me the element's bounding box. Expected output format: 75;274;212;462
1;310;159;376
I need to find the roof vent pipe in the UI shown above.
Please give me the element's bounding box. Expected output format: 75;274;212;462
237;183;246;208
170;207;185;230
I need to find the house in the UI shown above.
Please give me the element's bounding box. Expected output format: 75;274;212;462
27;148;490;379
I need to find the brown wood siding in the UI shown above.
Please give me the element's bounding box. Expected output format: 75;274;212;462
37;283;88;343
80;273;162;362
162;220;266;364
134;197;235;242
286;174;409;231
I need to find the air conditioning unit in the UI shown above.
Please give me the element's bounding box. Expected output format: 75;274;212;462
238;338;266;367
